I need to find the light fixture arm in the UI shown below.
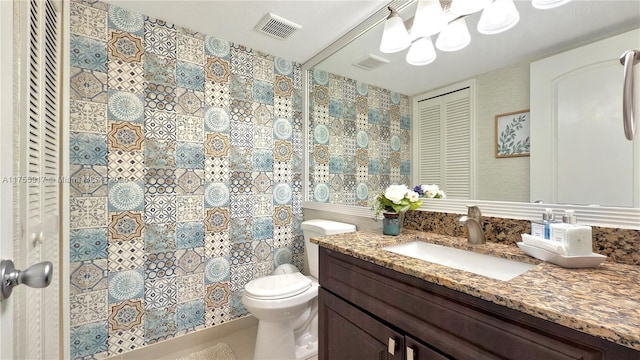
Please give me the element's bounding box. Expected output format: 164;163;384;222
387;6;399;19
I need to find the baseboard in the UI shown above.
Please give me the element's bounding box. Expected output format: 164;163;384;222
105;316;258;360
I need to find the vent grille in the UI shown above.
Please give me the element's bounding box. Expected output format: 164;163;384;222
353;54;390;71
255;13;302;40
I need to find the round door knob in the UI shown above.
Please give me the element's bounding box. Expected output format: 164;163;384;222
0;260;53;300
18;261;52;289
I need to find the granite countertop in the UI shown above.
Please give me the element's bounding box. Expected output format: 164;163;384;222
311;229;640;351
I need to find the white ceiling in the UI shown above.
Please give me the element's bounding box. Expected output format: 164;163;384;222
102;1;639;96
102;0;388;64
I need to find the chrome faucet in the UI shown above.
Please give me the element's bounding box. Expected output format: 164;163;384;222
459;205;485;245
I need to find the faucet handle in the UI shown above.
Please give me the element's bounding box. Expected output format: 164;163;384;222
466;205;481;220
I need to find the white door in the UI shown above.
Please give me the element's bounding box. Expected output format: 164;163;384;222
0;3;16;359
0;0;62;359
530;28;640;207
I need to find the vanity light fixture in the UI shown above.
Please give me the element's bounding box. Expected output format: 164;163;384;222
477;0;520;35
380;0;572;66
531;0;573;10
405;0;446;66
435;18;471;52
411;0;447;38
450;0;493;16
379;7;411;53
406;36;437;66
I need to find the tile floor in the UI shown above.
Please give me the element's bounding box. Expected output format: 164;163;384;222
212;324;257;359
111;317;318;360
215;325;318;360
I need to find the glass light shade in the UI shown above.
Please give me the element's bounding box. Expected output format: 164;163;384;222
436;18;471;52
406;37;437;66
450;0;492;16
532;0;572;9
411;0;447;39
379;11;411;53
477;0;520;35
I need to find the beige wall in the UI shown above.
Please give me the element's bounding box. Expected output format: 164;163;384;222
475;62;530;202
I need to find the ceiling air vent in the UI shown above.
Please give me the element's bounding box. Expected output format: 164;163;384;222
255;13;302;40
353;54;390;71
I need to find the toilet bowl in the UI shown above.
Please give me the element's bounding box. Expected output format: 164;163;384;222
242;270;319;360
242;219;356;360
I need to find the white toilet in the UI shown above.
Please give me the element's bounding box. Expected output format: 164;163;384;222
242;219;356;360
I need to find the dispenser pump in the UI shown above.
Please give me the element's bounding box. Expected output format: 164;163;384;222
562;210;577;224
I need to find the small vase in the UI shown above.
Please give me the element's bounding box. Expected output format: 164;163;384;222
382;212;401;236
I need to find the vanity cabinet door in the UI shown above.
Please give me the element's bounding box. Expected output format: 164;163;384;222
405;336;451;360
319;288;405;360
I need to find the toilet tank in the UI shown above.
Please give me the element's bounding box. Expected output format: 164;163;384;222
301;219;356;278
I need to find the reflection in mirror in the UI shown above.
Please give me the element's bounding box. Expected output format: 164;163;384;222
311;0;640;208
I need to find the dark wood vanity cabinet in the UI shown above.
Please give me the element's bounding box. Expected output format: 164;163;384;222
320;287;450;360
320;288;405;360
318;247;639;360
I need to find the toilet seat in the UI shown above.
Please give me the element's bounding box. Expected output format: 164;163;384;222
245;272;312;300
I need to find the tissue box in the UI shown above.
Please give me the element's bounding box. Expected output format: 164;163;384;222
549;223;593;256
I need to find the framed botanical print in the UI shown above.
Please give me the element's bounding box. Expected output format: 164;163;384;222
495;110;530;158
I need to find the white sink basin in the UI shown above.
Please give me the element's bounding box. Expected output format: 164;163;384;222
382;241;535;281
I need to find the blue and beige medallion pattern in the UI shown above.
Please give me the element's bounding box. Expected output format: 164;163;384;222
309;70;411;206
69;0;304;357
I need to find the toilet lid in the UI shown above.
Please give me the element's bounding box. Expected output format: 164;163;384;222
244;272;312;300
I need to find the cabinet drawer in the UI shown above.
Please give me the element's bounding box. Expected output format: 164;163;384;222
319;248;633;360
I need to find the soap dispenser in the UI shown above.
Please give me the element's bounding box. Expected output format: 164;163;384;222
542;208;556;239
531;208;554;239
563;210;577;224
549;210;593;256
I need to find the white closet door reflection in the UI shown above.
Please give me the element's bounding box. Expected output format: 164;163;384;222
556;62;633;207
531;28;640;207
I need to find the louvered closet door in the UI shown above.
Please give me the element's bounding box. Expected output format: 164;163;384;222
417;88;471;199
417;98;442;185
14;0;62;358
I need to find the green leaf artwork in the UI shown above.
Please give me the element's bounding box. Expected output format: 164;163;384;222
496;111;530;157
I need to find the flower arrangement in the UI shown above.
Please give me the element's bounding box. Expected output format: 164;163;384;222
412;184;446;199
373;184;423;217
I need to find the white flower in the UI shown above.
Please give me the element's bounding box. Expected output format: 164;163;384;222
419;184;446;198
374;184;424;217
425;189;437;198
437;190;446;198
421;184;440;193
384;184;408;204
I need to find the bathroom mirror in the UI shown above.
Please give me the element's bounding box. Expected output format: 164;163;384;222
306;0;640;208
